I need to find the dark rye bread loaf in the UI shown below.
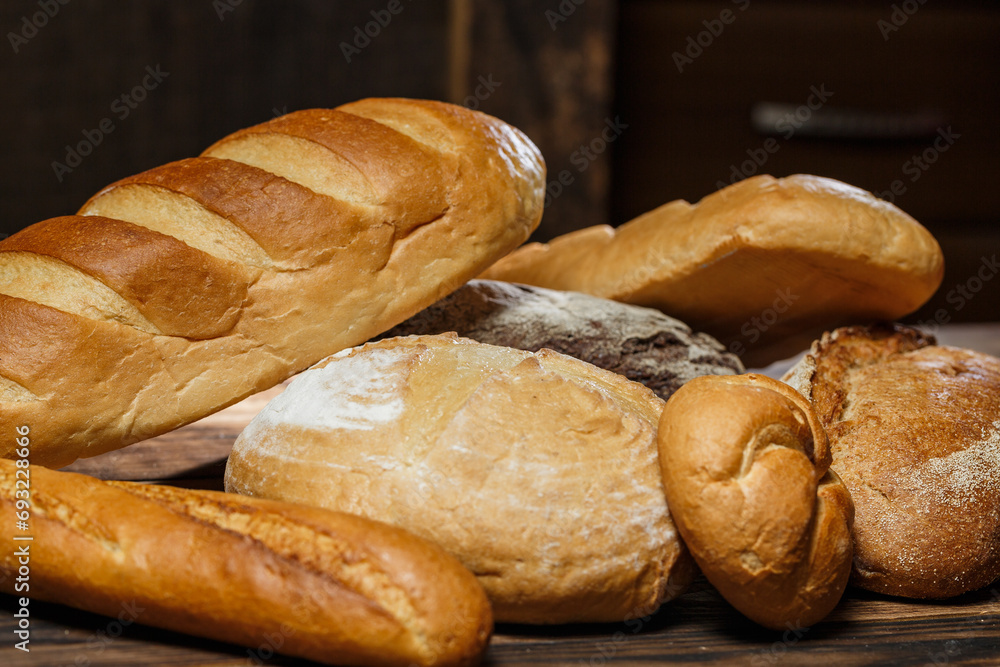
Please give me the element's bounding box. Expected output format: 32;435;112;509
380;280;744;400
782;323;1000;598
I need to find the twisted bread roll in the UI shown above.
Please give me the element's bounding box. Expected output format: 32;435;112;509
0;459;492;666
480;174;943;365
0;99;544;468
656;373;854;629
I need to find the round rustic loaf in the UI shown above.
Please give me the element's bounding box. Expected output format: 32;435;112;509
225;333;695;624
657;373;854;629
379;279;744;400
783;323;1000;598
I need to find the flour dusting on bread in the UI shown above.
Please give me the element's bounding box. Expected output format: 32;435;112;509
244;346;414;435
921;419;1000;508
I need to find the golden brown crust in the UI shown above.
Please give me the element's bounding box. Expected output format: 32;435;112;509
0;215;249;338
782;324;1000;598
101;156;376;269
0;459;492;667
656;373;854;629
0;98;545;468
225;333;695;624
481;174;943;365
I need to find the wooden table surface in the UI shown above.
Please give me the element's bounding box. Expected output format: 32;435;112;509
3;323;999;666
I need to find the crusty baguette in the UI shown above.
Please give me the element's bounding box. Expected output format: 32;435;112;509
226;333;696;624
657;374;854;629
480;174;943;365
0;98;544;469
0;458;492;666
783;323;1000;598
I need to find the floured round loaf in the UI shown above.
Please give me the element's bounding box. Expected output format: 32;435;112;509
380;280;744;400
225;333;696;624
480;174;944;366
783;323;1000;598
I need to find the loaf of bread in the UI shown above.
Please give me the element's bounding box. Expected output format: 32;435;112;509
0;98;545;469
225;333;696;624
379;279;744;400
657;374;854;629
480;174;943;365
0;459;492;666
783;324;1000;598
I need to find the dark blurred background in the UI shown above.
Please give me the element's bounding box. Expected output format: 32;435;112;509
1;0;997;322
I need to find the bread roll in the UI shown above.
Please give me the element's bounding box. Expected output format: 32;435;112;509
480;174;943;365
0;98;545;469
379;279;744;400
225;334;695;624
0;459;492;667
657;374;854;629
783;323;1000;598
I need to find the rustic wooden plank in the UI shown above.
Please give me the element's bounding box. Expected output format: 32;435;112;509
2;580;997;666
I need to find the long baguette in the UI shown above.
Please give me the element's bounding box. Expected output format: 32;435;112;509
480;174;942;365
0;98;545;468
0;458;493;666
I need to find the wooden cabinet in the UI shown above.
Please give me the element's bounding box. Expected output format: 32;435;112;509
612;1;1000;322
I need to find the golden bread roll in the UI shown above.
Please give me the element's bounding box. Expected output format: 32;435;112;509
783;323;1000;598
480;174;943;365
225;333;696;624
657;373;854;629
0;459;492;667
0;98;545;468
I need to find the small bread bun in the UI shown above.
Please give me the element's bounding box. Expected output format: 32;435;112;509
656;373;854;629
